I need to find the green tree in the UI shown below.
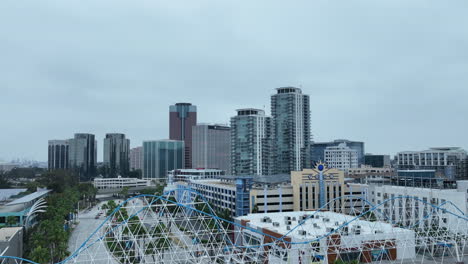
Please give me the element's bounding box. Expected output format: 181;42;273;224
6;216;17;226
29;245;51;264
119;186;129;198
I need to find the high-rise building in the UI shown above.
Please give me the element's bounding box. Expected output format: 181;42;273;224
311;139;365;166
271;87;311;174
68;133;97;180
103;133;130;177
130;146;143;171
48;140;69;170
143;140;184;182
396;147;468;180
324;142;359;171
230;109;273;176
192;124;230;172
169;103;197;169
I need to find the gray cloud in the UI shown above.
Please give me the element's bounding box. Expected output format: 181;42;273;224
0;0;467;161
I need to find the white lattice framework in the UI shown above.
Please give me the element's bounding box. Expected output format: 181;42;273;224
1;188;467;264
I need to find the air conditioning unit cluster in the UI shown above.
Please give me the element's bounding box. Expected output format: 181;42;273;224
313;223;321;229
298;230;307;236
261;217;272;223
273;222;280;227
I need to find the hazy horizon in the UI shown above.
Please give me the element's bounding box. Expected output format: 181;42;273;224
1;0;467;162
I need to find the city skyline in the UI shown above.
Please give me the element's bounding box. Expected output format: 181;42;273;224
1;1;468;161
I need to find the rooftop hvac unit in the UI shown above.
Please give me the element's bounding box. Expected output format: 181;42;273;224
334;221;340;226
314;215;320;219
267;219;272;223
326;227;335;233
323;218;330;222
292;217;297;221
286;225;291;231
313;223;321;229
354;229;361;235
285;220;292;225
298;230;307;236
285;216;291;221
273;222;280;227
374;230;384;234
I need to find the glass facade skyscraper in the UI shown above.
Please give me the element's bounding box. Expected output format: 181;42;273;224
169;103;197;169
48;140;69;170
271;87;311;174
192;124;230;173
230;109;273;176
68;133;97;180
103;133;130;177
143;140;184;182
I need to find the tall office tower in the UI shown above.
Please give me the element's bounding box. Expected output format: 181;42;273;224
230;109;273;176
103;133;130;177
143;140;184;181
192;124;230;172
48;140;69;170
271;87;311;174
69;133;97;180
130;146;143;171
311;139;365;166
169;103;197;169
324;142;359;171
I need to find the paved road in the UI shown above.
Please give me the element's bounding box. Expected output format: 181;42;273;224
67;201;119;264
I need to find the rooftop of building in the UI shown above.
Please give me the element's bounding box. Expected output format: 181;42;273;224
0;227;22;241
171;168;225;173
398;147;467;154
219;174;291;184
5;190;51;206
143;139;184;143
275;87;302;94
0;189;27;203
237;211;410;240
235;108;265;116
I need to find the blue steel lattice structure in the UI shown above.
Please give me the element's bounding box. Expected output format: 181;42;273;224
1;188;467;264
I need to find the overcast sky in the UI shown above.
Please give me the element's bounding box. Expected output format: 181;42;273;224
1;0;467;162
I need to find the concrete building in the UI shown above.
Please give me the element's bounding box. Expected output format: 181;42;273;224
235;211;415;264
192;124;230;173
347;166;395;184
396;147;467;180
359;182;468;233
142;140;184;182
93;176;149;191
68;133;97;180
291;165;366;215
0;227;23;263
129;146;143;171
103;133;130;177
168;168;225;183
324;143;359;171
271;87;311;174
48;140;69;170
312;140;365;166
169;103;197;169
230;109;273;176
175;174;293;217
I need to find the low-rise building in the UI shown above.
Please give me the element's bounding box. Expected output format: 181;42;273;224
0;190;51;228
168;168;225;183
93;176;150;191
347;166;394;184
235;211;415;264
358;181;468;233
